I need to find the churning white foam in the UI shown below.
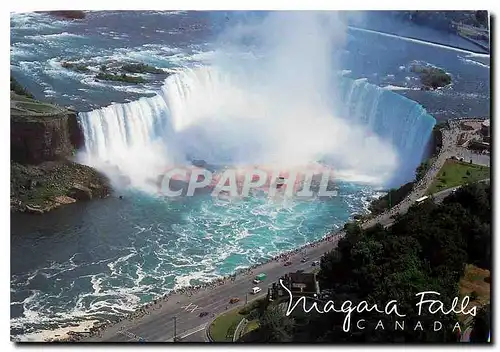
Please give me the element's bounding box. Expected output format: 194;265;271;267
79;12;404;191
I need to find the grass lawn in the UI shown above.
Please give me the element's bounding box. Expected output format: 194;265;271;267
16;101;61;114
11;92;35;102
458;264;490;322
242;320;260;335
209;308;245;342
427;159;490;195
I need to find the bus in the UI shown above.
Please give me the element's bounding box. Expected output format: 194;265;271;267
253;273;267;284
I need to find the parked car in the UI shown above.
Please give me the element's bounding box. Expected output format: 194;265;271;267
199;311;209;317
301;257;308;263
229;297;240;304
312;260;320;266
284;261;292;266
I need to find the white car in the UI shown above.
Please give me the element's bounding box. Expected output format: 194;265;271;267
251;287;262;294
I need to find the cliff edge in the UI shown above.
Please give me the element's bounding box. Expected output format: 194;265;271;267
10;77;110;214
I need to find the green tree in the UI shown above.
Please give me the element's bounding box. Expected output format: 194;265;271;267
470;304;490;343
293;180;490;343
415;161;429;182
258;305;295;342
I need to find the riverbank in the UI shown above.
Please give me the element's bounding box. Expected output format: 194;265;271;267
75;229;346;342
10;160;111;214
25;174;466;342
18;320;99;342
10;77;112;214
16;117;472;342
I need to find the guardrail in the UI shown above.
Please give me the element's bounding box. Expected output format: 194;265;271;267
206;316;216;342
233;318;248;342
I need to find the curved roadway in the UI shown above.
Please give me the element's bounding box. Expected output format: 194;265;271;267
84;181;478;342
85;120;489;343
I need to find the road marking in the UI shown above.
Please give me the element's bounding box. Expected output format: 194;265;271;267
166;324;207;342
180;303;194;310
180;302;199;313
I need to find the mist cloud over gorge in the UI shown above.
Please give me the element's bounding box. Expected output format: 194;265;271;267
173;11;399;184
79;11;401;192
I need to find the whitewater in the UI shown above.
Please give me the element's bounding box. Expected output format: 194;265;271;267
9;11;456;341
79;67;435;192
78;12;435;192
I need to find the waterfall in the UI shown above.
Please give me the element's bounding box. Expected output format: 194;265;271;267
80;95;172;161
337;78;436;185
78;66;435;191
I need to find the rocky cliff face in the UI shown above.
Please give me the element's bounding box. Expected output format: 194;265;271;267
11;160;111;213
11;111;83;164
67;110;85;149
10;86;110;214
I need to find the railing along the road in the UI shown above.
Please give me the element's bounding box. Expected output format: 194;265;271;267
233;318;249;342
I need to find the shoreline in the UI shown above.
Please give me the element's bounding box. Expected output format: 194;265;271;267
10;165;378;341
14;223;349;342
15;320;99;342
12;121;474;342
9;158;429;341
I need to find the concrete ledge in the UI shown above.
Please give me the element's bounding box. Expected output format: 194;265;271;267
233;318;248;342
206;316;216;342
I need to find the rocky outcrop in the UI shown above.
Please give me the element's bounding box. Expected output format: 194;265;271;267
11;160;111;214
68;184;92;200
25;196;76;214
410;64;452;90
11;110;84;164
67;110;85;150
10;81;111;214
43;11;86;20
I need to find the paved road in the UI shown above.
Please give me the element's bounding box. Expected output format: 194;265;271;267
88;179;489;343
363;121;490;230
86;239;342;342
378;181;489;229
454;147;490;167
84;120;489;343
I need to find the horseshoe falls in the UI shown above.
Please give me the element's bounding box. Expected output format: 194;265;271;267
337;77;436;186
78;68;436;191
10;11;452;341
